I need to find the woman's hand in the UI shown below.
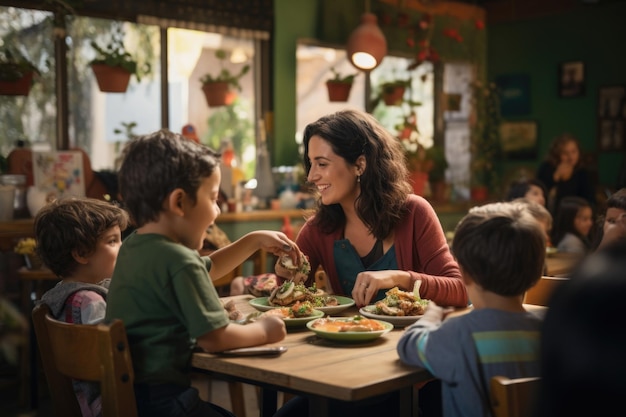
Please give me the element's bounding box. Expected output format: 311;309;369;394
351;270;412;307
554;161;575;182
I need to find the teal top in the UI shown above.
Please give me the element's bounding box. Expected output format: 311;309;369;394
333;238;397;301
105;232;229;387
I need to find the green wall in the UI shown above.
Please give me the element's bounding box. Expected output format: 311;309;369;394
487;2;626;190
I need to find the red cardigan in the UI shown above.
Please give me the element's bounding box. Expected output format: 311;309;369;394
296;194;468;307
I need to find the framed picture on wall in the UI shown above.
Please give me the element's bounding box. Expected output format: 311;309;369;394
597;85;626;151
499;120;538;160
559;61;585;98
496;74;531;116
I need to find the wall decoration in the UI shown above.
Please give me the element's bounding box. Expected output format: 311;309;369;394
32;151;86;199
499;120;538;160
597;85;626;151
559;61;585;98
496;74;530;116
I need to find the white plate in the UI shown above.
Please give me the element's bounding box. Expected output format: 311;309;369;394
359;305;423;327
249;296;355;315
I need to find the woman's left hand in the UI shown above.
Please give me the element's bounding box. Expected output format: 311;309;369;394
352;270;412;307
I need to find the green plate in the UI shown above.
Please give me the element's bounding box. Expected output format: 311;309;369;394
306;317;393;342
249;296;355;315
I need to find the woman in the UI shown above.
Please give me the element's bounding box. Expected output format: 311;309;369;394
276;109;467;309
536;133;595;214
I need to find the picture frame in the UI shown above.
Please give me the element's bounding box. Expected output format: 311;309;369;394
597;85;626;151
496;74;531;116
559;61;585;98
499;120;538;160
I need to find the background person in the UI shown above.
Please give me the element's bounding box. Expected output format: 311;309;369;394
505;178;548;207
551;196;594;255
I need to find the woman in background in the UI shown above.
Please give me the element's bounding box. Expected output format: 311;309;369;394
551;196;594;255
537;134;595;214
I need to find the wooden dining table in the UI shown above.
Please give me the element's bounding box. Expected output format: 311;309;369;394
544;252;581;277
191;295;433;417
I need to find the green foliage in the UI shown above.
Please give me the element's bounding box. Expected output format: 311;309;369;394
199;49;250;91
89;22;149;81
425;145;448;182
327;67;357;84
470;80;502;189
0;46;38;81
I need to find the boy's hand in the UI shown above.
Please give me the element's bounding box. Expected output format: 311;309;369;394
257;314;287;343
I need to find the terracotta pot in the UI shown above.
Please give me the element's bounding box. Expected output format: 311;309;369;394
383;86;405;106
410;171;429;196
0;71;34;96
471;186;489;202
429;180;448;203
326;81;352;102
202;82;236;107
91;64;131;93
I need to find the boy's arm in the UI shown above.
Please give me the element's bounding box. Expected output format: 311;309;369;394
396;302;444;368
195;315;286;353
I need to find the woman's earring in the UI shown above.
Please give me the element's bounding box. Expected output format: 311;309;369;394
357;175;361;183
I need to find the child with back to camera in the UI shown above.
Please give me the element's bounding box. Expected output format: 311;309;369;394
397;201;545;417
105;129;302;417
35;197;130;417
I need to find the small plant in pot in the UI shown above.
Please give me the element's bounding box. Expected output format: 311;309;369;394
325;67;358;102
89;23;149;93
0;46;39;96
200;49;250;107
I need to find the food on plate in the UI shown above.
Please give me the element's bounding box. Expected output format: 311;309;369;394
268;282;338;307
278;253;311;281
264;301;316;318
373;286;428;316
222;299;245;321
310;316;386;332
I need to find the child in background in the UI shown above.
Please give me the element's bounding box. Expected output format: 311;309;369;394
397;201;545;417
552;196;594;254
505;178;548;207
105;129;301;417
35;197;130;417
594;188;626;250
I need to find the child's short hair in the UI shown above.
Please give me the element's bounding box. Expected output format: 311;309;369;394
452;202;545;296
34;197;129;278
606;188;626;211
117;129;220;227
505;178;547;202
512;197;553;232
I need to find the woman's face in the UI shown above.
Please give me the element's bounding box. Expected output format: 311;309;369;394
574;206;594;237
306;135;360;207
525;185;546;206
559;140;580;166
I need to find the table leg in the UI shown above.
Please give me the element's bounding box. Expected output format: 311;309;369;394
308;396;330;417
398;386;415;417
259;388;278;417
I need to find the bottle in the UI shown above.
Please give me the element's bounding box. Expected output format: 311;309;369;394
281;216;293;240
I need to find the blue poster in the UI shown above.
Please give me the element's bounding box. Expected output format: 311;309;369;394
496;74;531;116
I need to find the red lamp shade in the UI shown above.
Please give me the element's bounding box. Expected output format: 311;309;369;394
346;12;387;71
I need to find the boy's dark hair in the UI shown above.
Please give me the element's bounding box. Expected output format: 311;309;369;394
452;202;545;296
551;196;592;249
34;197;129;278
117;129;220;227
505;178;547;202
606;188;626;211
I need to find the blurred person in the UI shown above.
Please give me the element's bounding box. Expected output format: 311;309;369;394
551;196;594;255
505;178;547;207
594;187;626;250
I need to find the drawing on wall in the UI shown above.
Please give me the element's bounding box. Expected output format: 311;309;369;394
32;151;86;198
499;121;538;160
496;74;531;116
597;85;626;151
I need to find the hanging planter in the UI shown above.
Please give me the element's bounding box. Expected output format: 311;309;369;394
382;84;406;106
200;49;249;108
325;67;357;102
91;64;131;93
0;71;34;96
201;81;237;107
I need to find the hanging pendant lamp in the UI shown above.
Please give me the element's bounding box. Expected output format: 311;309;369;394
346;5;387;72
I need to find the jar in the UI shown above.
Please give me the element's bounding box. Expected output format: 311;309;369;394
0;174;28;218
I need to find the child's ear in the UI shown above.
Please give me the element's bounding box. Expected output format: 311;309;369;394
71;249;89;265
167;188;185;215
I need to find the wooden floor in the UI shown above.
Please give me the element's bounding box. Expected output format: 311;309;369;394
0;373;262;417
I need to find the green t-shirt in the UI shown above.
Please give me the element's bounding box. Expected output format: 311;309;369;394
105;231;229;386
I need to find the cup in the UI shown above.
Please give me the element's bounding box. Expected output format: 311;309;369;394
0;184;16;221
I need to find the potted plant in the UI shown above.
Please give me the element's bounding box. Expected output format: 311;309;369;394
0;46;38;96
89;24;147;93
325;67;358;102
371;78;412;108
425;145;449;202
200;49;250;107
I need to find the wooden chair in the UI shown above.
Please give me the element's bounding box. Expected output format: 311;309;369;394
490;375;540;417
31;303;137;417
523;275;569;306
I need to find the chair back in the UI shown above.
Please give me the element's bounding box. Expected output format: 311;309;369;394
32;303;137;417
490;375;540;417
523;275;569;306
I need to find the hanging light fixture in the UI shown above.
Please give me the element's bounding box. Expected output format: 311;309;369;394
346;0;387;72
